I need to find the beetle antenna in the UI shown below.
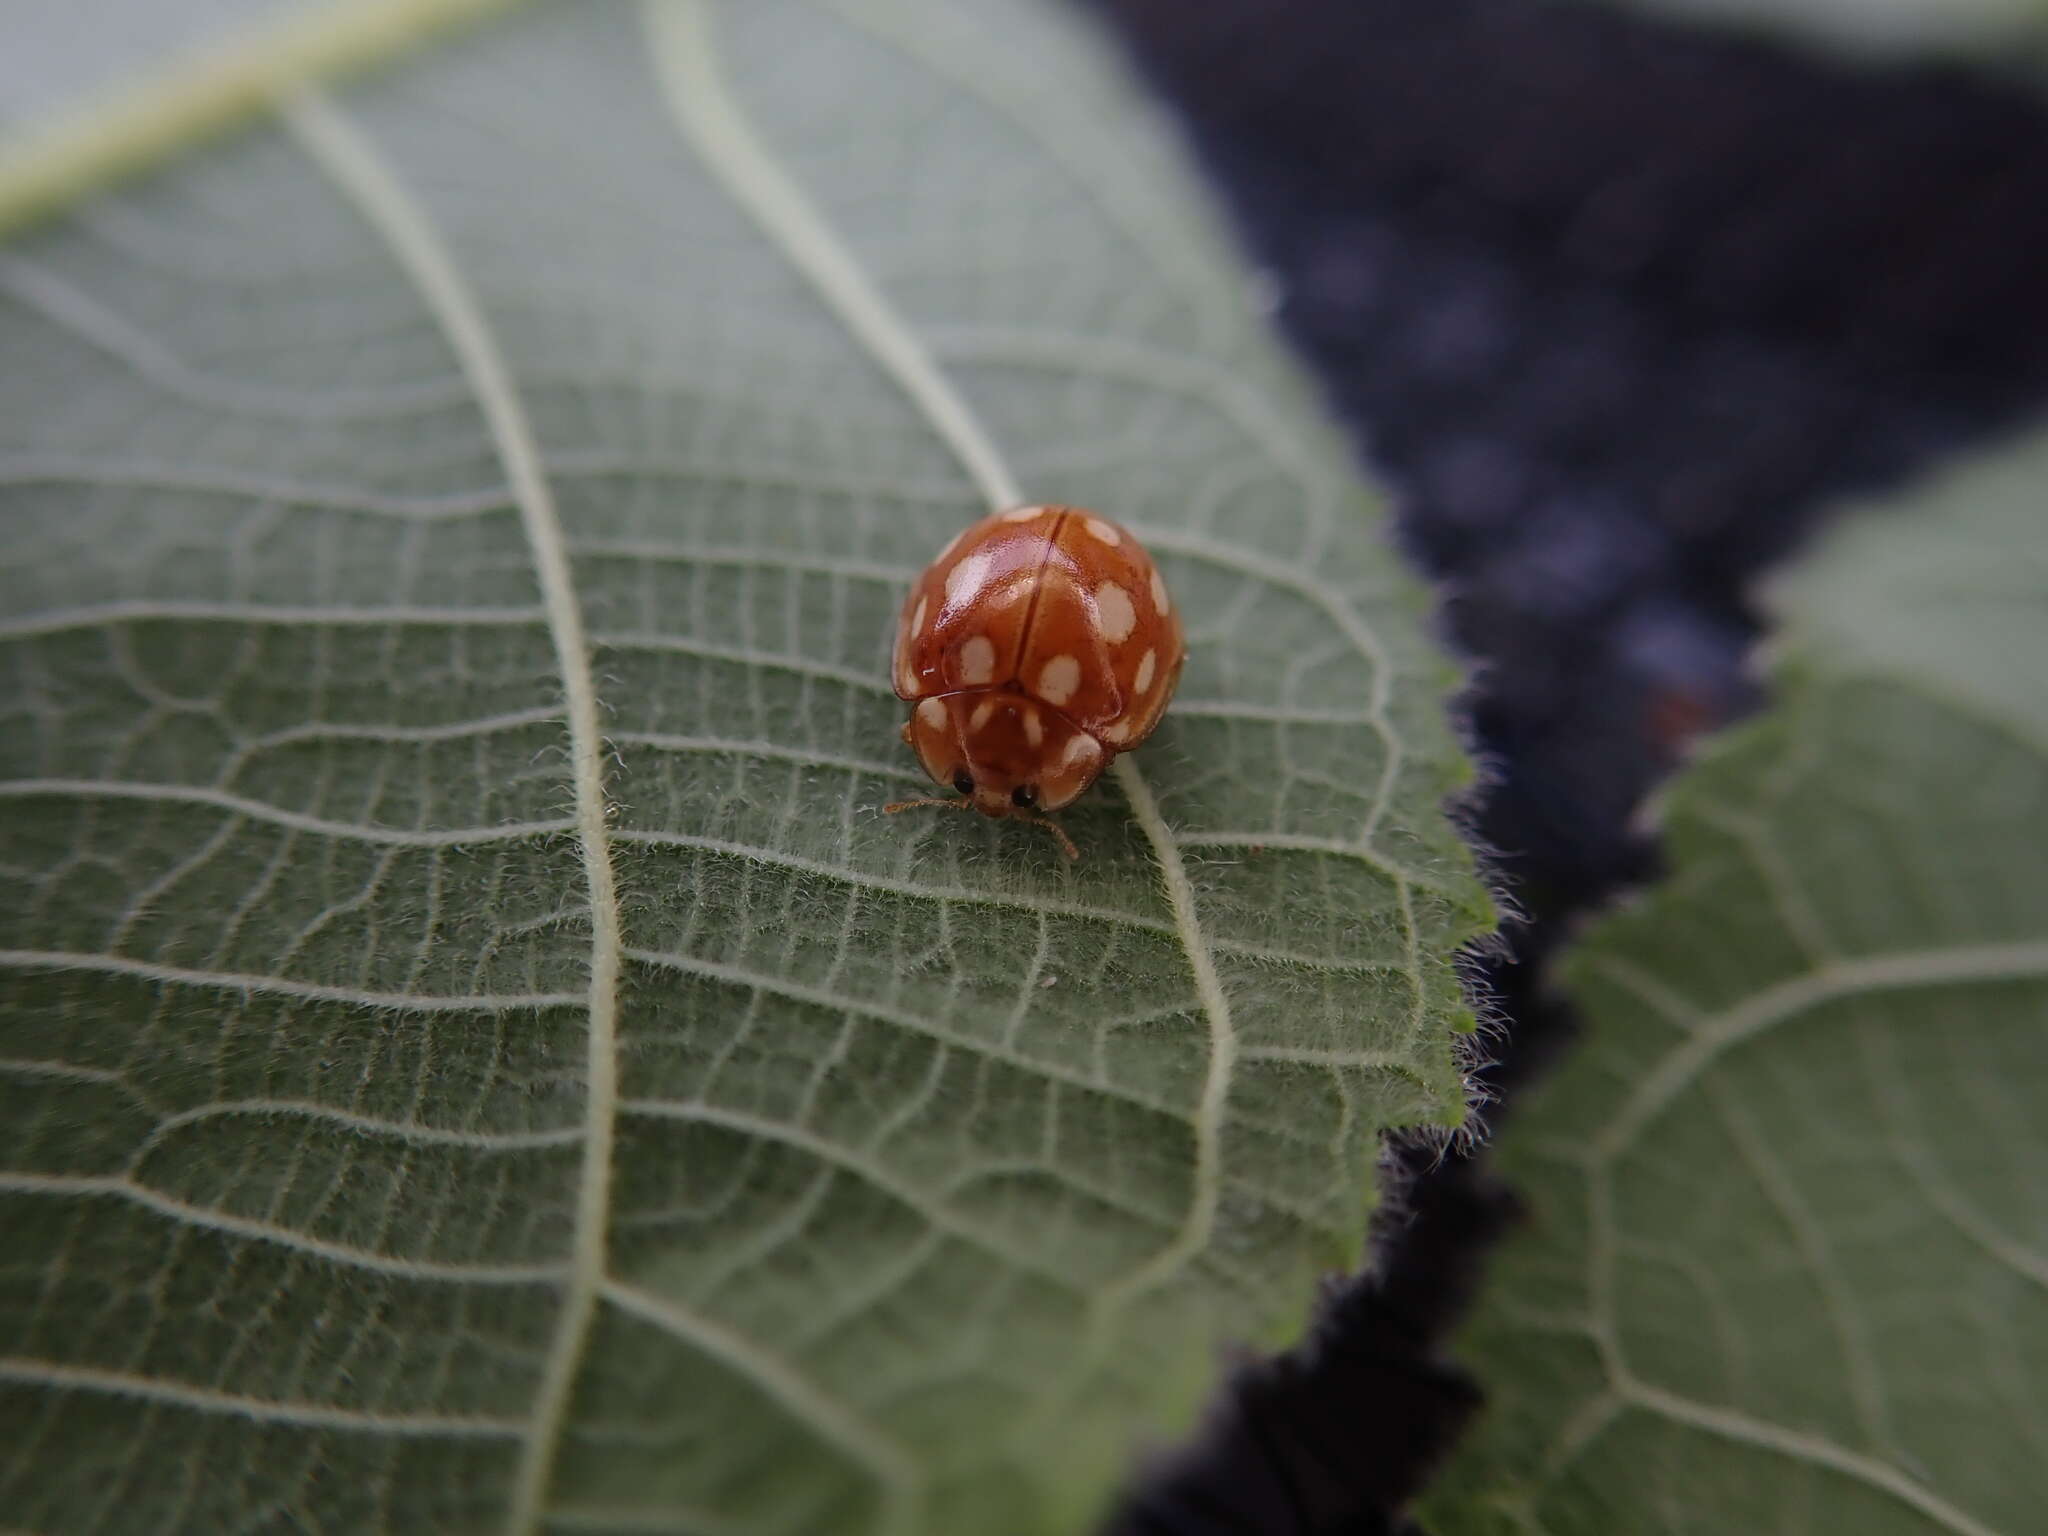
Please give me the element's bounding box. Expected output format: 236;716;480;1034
883;796;973;816
1017;813;1080;862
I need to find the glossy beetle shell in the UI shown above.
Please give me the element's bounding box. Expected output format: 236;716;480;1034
892;505;1185;817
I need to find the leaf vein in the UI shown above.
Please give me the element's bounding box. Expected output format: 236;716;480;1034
610;829;1176;935
0;600;547;639
1617;1377;2003;1536
617;1097;1086;1289
0;1173;564;1283
647;0;1016;511
0;779;576;848
1596;941;2048;1160
141;1097;584;1153
598;1278;922;1528
0;1359;523;1438
0;949;581;1012
623;947;1188;1126
278;90;625;1536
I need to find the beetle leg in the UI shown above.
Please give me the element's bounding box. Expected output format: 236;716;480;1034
883;795;973;816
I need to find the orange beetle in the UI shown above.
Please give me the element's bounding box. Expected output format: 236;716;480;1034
887;505;1185;857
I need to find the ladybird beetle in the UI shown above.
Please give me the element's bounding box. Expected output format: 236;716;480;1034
887;505;1185;857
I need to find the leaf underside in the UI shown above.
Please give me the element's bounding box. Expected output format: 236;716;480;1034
0;2;1490;1532
1424;431;2048;1535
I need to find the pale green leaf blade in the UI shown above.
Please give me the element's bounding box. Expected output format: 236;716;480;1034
1426;432;2048;1535
0;1;1492;1532
0;0;529;239
0;0;332;129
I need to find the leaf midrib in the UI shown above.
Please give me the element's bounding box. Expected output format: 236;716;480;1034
274;87;627;1536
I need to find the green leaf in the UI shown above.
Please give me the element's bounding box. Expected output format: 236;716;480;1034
1565;0;2048;64
0;1;1492;1531
1425;431;2048;1535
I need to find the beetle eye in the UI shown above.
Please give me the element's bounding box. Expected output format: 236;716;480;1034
952;773;975;795
1011;784;1037;808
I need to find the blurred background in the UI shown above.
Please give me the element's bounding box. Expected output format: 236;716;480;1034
1088;1;2048;1530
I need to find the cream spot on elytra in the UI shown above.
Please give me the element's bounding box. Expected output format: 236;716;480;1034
918;696;947;729
958;635;997;686
913;723;951;782
1093;581;1136;644
1139;674;1173;731
1149;565;1170;616
1082;516;1122;547
986;575;1030;609
1022;705;1043;749
1037;653;1080;706
969;697;997;733
1003;505;1048;523
945;552;991;606
1133;647;1157;697
1062;733;1101;768
1102;719;1134;745
909;594;928;637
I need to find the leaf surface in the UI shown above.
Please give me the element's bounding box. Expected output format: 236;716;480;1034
1426;432;2048;1535
0;1;1490;1531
